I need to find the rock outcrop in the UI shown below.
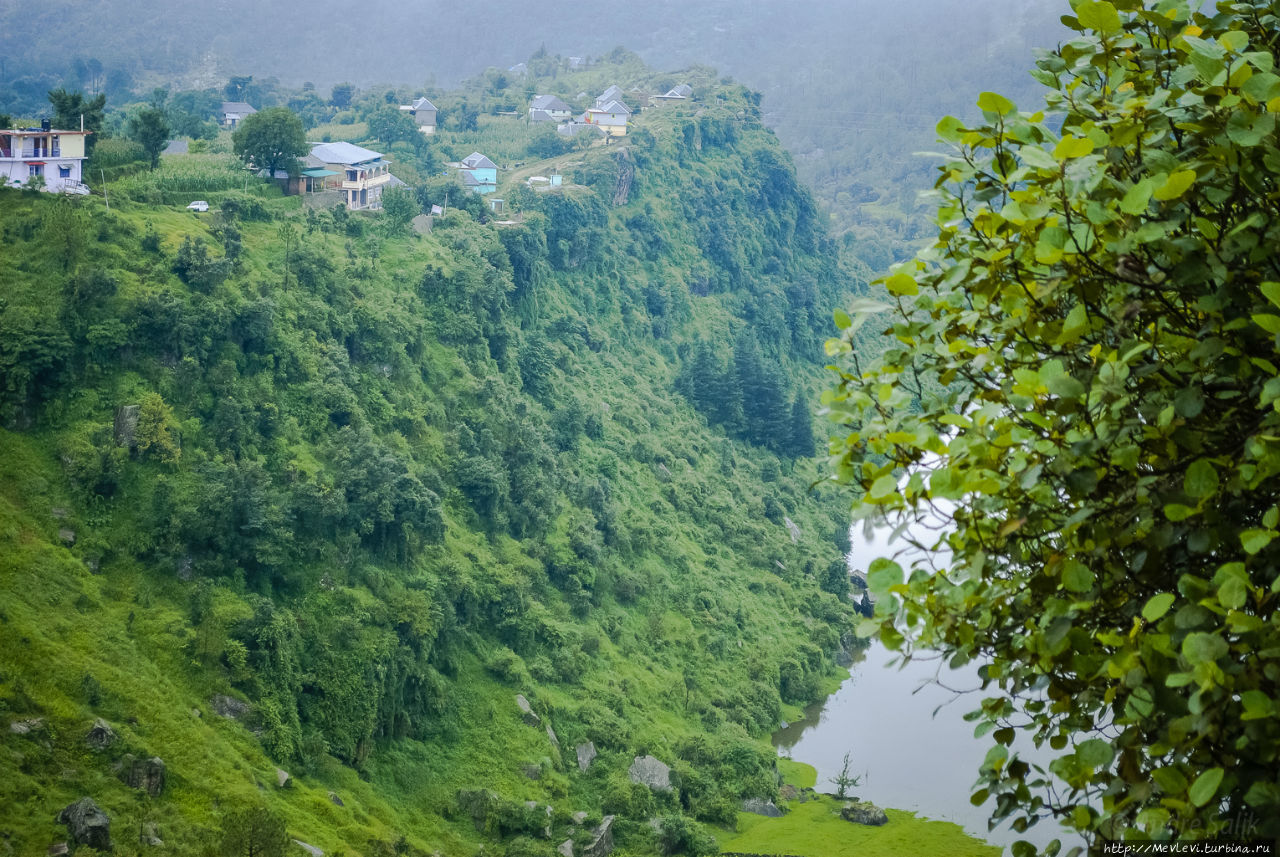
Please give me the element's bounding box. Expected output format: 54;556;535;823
126;756;167;796
583;815;615;857
741;797;784;817
628;755;672;791
212;694;251;720
576;741;597;772
86;718;118;751
276;768;291;788
841;800;888;826
57;798;112;851
115;405;140;448
516;694;540;726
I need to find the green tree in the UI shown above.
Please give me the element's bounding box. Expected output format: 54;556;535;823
128;106;171;170
218;805;289;857
47;88;106;155
331;82;354;108
232;107;307;178
785;394;816;460
825;0;1280;847
381;185;418;234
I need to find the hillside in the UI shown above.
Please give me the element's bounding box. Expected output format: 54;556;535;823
1;75;869;856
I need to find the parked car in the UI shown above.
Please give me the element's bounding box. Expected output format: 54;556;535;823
186;200;209;212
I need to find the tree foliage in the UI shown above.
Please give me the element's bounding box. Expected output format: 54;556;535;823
128;106;171;170
826;0;1280;847
232;106;307;178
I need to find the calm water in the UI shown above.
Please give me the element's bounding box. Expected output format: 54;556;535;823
770;522;1070;853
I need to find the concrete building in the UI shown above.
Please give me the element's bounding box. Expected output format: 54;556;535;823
0;124;90;193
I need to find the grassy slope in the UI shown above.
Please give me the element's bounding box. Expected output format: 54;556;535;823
719;762;998;857
0;72;981;857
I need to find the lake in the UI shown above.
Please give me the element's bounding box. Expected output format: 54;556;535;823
770;522;1070;853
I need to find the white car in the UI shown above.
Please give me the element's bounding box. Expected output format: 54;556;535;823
186;200;209;212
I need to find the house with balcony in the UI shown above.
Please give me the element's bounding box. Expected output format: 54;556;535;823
309;141;392;210
458;152;497;194
0;125;90;193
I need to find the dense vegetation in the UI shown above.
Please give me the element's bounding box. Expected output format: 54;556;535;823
0;68;867;856
827;0;1280;850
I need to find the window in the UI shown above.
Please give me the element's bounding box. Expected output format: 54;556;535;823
59;166;71;178
28;164;43;177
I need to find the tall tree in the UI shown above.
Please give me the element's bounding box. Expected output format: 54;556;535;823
128;107;170;170
47;88;106;155
232;107;307;178
826;0;1280;848
785;394;816;460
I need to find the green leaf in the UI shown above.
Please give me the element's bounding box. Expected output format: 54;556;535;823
1142;593;1176;622
884;272;918;296
1261;282;1280;308
1240;689;1273;720
1062;560;1094;593
977;91;1016;116
936;115;965;142
1164;504;1197;521
868;473;898;500
1241;529;1275;554
1076;0;1122;33
1053;136;1095;160
1183;459;1219;499
1252;313;1280;334
1076;738;1114;768
1189;767;1224;807
833;308;852;330
1182;632;1228;666
1153;170;1197;201
1119;179;1154;215
866;557;904;596
1227;109;1276;147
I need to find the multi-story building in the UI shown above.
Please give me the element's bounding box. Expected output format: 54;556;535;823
0;123;90;193
310;141;392;210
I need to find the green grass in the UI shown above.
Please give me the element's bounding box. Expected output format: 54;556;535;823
778;759;817;789
719;797;998;857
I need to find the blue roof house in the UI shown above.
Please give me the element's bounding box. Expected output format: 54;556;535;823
459;151;497;194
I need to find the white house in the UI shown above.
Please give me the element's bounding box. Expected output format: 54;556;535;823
530;95;573;122
582;99;631;137
0;125;90;193
399;97;437;134
651;84;693;106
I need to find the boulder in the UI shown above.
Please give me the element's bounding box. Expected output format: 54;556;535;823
115;405;140;448
545;724;560;750
57;797;112;851
127;756;167;796
140;821;164;847
582;815;615;857
293;840;324;856
558;839;574;857
741;797;783;817
783;515;802;543
276;768;291;788
329;792;345;807
516;694;540;726
10;717;45;736
523;763;542;780
576;742;597;773
58;528;76;545
627;755;672;792
778;784;799;801
47;843;69;856
86;718;117;751
212;694;251;720
571;811;588;825
841;800;888;826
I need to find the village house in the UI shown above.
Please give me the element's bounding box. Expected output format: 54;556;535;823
594;85;624;108
399;97;437;134
529;95;573;122
650;84;693;106
219;101;257;129
310;141;392;210
0;123;90;193
581;99;631;137
458;152;497;194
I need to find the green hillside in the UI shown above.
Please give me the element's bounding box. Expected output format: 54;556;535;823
0;73;891;856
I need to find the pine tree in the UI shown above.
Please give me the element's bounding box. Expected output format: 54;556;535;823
785;394;817;459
